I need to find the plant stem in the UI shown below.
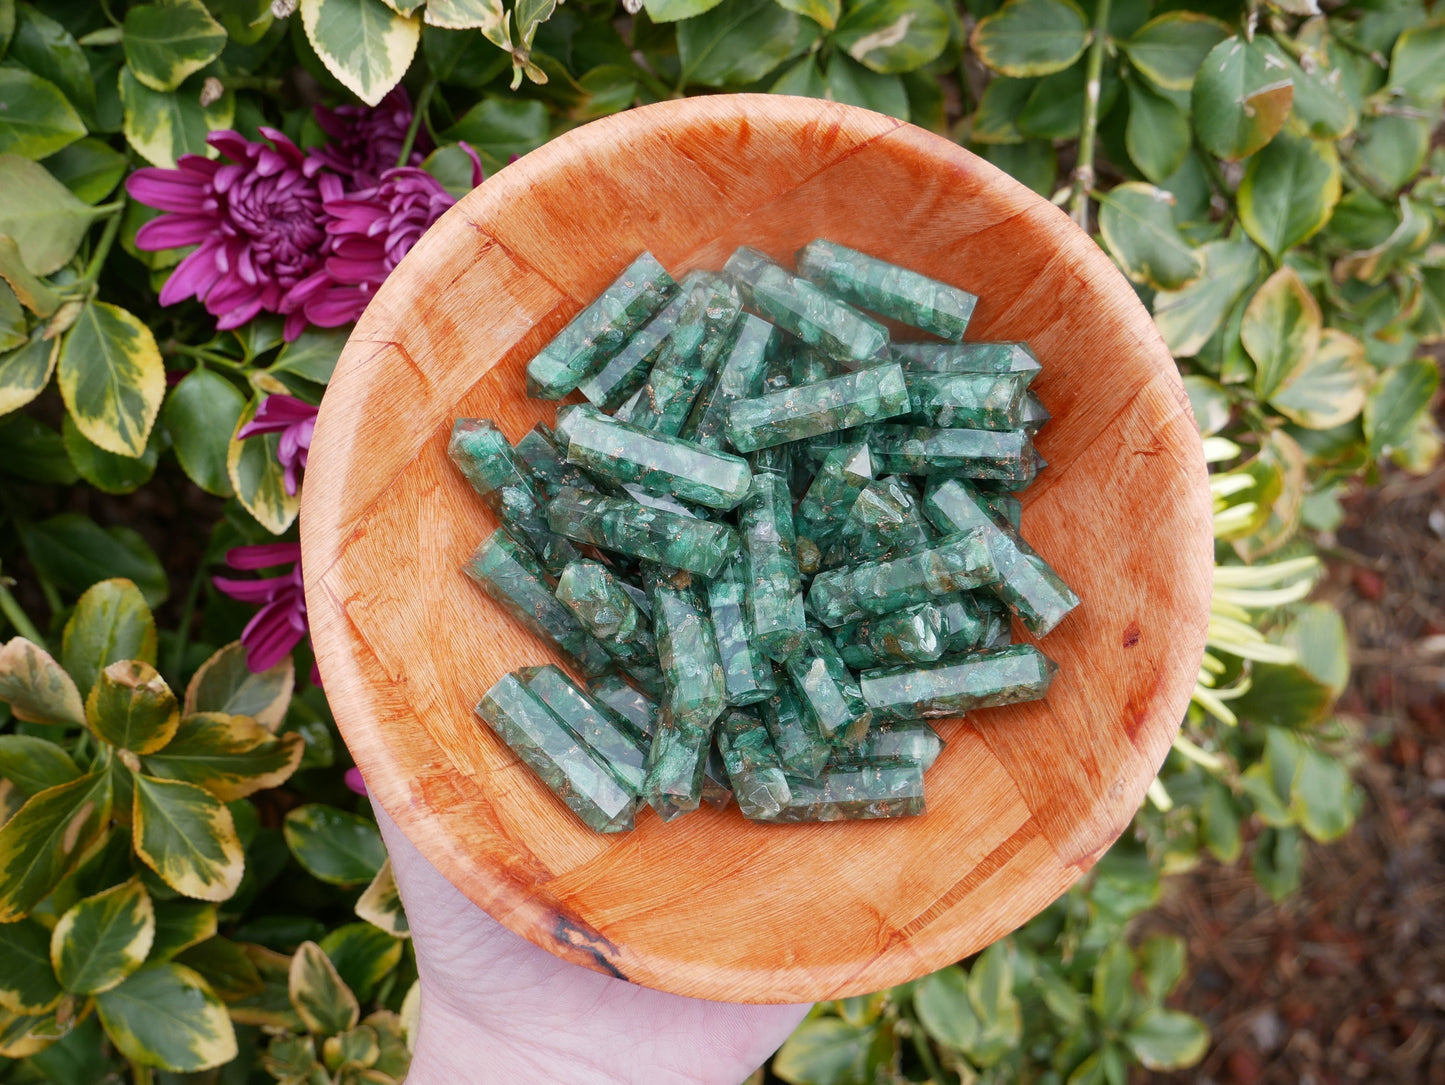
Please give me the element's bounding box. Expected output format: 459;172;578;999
168;559;209;679
906;1012;947;1082
397;81;438;168
75;201;127;291
166;342;243;369
0;581;44;643
1069;0;1112;233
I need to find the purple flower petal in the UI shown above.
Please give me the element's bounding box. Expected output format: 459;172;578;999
226;542;303;569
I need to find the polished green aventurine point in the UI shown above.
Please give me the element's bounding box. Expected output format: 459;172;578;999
795;239;978;343
726;362;911;452
707;561;780;707
525;251;676;399
859;643;1058;720
546;486;739;578
716;710;792;820
475;673;637;833
754;761;925;823
852;721;944;770
739;470;807;663
807;529;999;627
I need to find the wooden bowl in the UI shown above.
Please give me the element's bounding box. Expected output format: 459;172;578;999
300;94;1213;1003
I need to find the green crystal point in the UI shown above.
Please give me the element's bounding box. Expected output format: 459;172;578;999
806;529;999;627
823;476;933;568
785;627;873;747
872;425;1037;482
463;529;611;676
576;271;701;412
448;419;582;575
726;362;910;452
795;239;978;342
706;561;781;707
546;486;739;578
555;404;752;511
1021;390;1051;434
923;477;1081;636
787;345;841;386
519;665;649;796
903;370;1031;430
642;567;727;813
853;721;944;770
753;762;925;822
934;591;1004;654
628;273;743;436
680;313;782;450
761;680;832;780
795;441;874;563
724;246;890;366
739;471;807;663
525;252;676;399
892;341;1041;384
835;601;946;670
554;560;659;682
514;422;598;501
475;673;637;833
982;492;1023;531
858;643;1058;719
589;674;657;739
716;710;792;820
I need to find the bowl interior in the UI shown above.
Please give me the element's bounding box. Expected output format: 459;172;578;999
300;94;1213;1003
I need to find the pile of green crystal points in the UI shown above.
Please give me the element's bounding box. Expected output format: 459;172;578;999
449;240;1081;833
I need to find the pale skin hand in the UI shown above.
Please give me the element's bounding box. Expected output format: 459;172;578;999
372;802;813;1085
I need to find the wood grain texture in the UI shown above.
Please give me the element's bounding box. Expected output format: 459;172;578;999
300;95;1214;1003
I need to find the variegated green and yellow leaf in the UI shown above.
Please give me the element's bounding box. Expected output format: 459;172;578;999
355;858;409;938
123;0;228;93
0;233;63;316
94;963;237;1072
119;67;235;169
149;899;218;962
1269;328;1373;430
86;660;180;756
61;578;158;699
175;937;264;1002
184;642;294;730
290;940;360;1036
0;333;57;417
0;780;24;829
0;772;112;922
228;943;305;1030
141;712;303;801
398;980;420;1049
284;804;387;886
0;735;81;796
0;637;86;727
227;396;300;535
51;879;155;995
425;0;508;46
319;923;403;1002
56;300;165;459
263;1034;325;1081
1240;265;1322;401
0;1004;63;1058
0;157;100;278
0;920;64;1014
300;0;420;107
132;775;244;902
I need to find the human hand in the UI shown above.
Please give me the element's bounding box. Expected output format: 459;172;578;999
372;801;813;1085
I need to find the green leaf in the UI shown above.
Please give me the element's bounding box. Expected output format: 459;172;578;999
1270;328;1371;430
422;141;486;196
0;0;11;51
267;326;350;385
0;735;80;797
441;97;548;174
1016;62;1120;141
148;899;218;962
11;4;96;125
1344;114;1430;199
86;660;180;756
677;0;804;86
175;937;263;1001
1181;374;1230;435
1090;941;1133;1026
119;67;235;169
824;55;909;121
1238;130;1340;258
1035;965;1084;1026
970;76;1036;143
284;804;386;886
1282;49;1355;139
184;642;294;730
299;0;420;107
0;283;27;355
1287;601;1349;695
51;879;154;995
0;155;101;276
1202;776;1244;859
57;300;165;459
0;920;63;1013
833;0;950;74
970;0;1088;77
0;772;112;922
772;1014;889;1085
0;68;86;159
0;233;61;316
318;922;402;1002
61;578;158;699
1122;12;1230;91
966;941;1021;1064
774;0;839;30
0;413;75;484
0;638;86;728
1125;82;1190;184
354;858;409;938
1239;266;1321;400
642;0;723;21
1191;36;1294;161
123;0;227;92
513;0;556;49
227;396;300;535
1233;427;1306;561
94;963;237;1072
1097;183;1203;291
1068;1046;1129;1085
62;413;161;496
132;774;244;902
289;940;359;1036
1289;746;1356;843
142;712;303;801
978;139;1058;196
21;516;169;608
1251;826;1302;901
1139;934;1187;1002
1124;1007;1208;1070
1387;22;1445;103
913;965;981;1048
1365;357;1438;460
1152;236;1261;358
164;368;244;497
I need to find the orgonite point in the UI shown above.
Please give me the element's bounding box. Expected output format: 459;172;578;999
519;664;649;796
933;592;993;654
703;742;734;810
475;673;637;833
557;404;752;511
1021;390;1051;434
716;710;792;820
680;313;782;450
784;627;873;747
575;273;699;413
789;345;840;386
726;362;910;452
729;256;891;368
854;721;944;770
753;761;925;822
835;601;946;670
629;273;743;436
525;252;676;399
823;476;933;568
859;643;1058;719
589;673;657;740
554;560;659;680
546;486;739;579
903;370;1031;431
706;562;780;707
761;679;832;780
872;425;1037;482
892;340;1042;384
515;422;598;501
463;529;611;676
806;528;998;627
982;491;1023;532
796;239;978;342
739;471;807;663
795;441;874;560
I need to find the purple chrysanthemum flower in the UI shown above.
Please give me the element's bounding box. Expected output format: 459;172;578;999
344;768;368;796
127;128;329;338
213;543;310;675
311;87;428;191
237;394;317;495
285;148;483;330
